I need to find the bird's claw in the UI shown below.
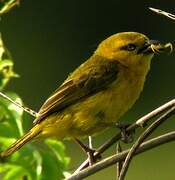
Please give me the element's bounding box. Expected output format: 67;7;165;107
116;123;135;143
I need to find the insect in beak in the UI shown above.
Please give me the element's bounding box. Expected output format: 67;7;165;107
138;39;174;55
149;41;173;54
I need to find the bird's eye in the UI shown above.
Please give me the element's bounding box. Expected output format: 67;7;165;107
123;44;137;51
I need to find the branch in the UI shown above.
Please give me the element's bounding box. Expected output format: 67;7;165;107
116;142;123;178
118;105;175;180
73;99;175;173
0;91;38;117
68;130;175;179
149;7;175;21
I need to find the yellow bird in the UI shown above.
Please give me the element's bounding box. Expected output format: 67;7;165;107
0;32;171;158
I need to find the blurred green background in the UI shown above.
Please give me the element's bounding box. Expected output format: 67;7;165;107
1;0;175;179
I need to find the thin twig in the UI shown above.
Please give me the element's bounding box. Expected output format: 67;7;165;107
73;99;175;174
149;7;175;21
118;105;175;180
0;91;38;117
135;99;175;126
68;130;175;180
116;142;122;179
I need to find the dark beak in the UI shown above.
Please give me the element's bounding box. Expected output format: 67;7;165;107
137;40;160;54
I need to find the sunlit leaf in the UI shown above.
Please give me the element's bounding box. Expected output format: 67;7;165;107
45;139;70;168
0;36;19;89
0;25;70;180
6;92;24;136
33;149;43;180
0;35;4;58
3;165;30;180
39;150;64;180
0;137;15;151
0;60;19;89
0;0;20;15
0;92;24;137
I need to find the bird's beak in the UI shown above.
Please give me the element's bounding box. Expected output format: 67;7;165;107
138;40;173;54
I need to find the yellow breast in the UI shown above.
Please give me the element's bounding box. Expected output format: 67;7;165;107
40;65;149;139
64;66;148;137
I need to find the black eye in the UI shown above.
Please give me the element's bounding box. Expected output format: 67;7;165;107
123;44;137;51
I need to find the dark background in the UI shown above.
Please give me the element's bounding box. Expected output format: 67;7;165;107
1;0;175;179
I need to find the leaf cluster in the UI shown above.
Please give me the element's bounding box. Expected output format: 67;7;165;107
0;31;70;180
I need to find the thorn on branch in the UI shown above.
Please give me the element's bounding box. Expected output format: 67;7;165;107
72;99;175;174
68;129;175;180
149;7;175;21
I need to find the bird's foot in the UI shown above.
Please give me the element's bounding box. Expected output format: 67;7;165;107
116;123;135;143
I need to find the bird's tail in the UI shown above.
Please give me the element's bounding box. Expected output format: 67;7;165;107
0;126;41;157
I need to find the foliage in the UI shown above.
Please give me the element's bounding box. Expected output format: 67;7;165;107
0;19;70;180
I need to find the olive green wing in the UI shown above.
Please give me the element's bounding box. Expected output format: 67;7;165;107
34;59;118;124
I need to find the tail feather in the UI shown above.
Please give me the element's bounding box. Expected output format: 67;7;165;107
1;127;41;157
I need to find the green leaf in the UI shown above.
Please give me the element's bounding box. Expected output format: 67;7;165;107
30;140;70;180
0;137;16;150
45;139;70;168
32;149;43;180
0;35;5;58
39;150;63;180
3;165;30;180
0;33;70;180
0;36;19;89
0;92;24;137
5;92;24;136
0;164;18;173
0;124;16;138
0;59;19;90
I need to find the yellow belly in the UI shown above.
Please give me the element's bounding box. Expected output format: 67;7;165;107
39;69;146;139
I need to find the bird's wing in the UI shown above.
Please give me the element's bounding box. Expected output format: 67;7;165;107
34;58;118;124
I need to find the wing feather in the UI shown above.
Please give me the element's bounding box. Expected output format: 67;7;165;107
34;57;118;124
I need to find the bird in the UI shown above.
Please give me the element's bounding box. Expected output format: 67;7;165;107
0;32;172;159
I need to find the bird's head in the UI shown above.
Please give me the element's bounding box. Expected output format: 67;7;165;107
95;32;172;70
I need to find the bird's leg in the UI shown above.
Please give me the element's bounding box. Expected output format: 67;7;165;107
74;138;100;166
116;123;135;143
